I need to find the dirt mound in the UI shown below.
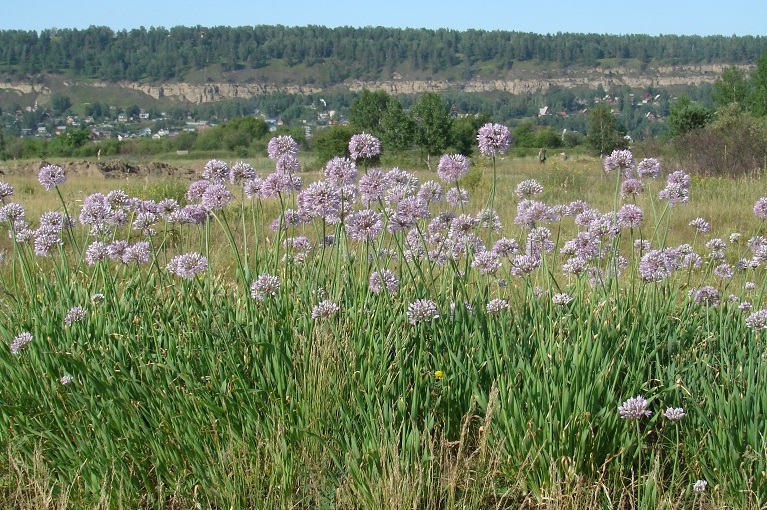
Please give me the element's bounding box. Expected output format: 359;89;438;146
0;160;197;180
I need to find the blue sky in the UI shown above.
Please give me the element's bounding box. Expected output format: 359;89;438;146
2;0;765;36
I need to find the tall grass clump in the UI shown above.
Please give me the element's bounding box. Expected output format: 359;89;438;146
1;131;766;509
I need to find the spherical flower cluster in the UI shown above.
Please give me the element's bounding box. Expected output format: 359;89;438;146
446;187;469;207
713;263;734;280
637;158;661;178
664;407;686;421
618;395;652;419
201;184;233;211
0;181;13;200
510;254;541;276
620;179;645;198
167;253;208;280
515;179;544;199
471;250;501;275
346;209;383;242
437;154;470;183
754;197;767;219
229;161;256;184
64;306;87;326
324;157;358;186
408;299;439;324
492;237;520;258
689;217;710;233
639;250;672;282
659;180;690;207
617;204;644;229
417;180;443;203
745;308;767;330
38;164;67;190
11;331;33;355
604;149;634;174
121;241;151;265
275;154;301;174
486;299;508;315
311;300;340;319
267;135;299;159
250;273;281;301
693;480;708;493
369;269;399;295
358;169;390;205
552;293;574;305
477;123;511;157
348;132;381;160
202;159;229;182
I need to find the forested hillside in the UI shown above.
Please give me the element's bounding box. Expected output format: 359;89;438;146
1;26;766;83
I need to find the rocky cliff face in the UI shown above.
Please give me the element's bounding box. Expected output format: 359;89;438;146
0;63;746;104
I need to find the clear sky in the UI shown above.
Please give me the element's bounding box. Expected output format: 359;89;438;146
1;0;765;36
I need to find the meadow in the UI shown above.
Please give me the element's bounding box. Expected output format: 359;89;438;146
1;129;767;509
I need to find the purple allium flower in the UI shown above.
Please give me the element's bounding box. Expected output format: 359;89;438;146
746;281;757;291
552;293;574;305
59;375;73;385
604;149;634;174
33;233;63;256
515;200;553;228
689;217;710;233
745;308;767;330
11;331;33;354
449;214;479;240
417;180;443;203
620;178;645;198
730;232;742;244
408;299;439;324
667;170;691;188
694;286;721;307
510;254;541;276
64;306;87;326
311;300;340;319
754;198;767;219
516;179;544;199
477;123;511;157
133;212;159;237
157;199;180;220
243;178;264;200
618;395;652;419
472;250;501;275
492;237;520;258
476;208;502;232
106;189;130;209
693;480;708;493
639;250;672;282
446;187;469;207
0;181;13;200
201;184;233;211
486;298;508;315
84;241;109;265
250;273;281;301
393;196;429;226
38;164;67;190
637;158;661;179
617;204;644;229
275;154;301;174
346;209;383;242
0;203;25;223
563;256;590;276
167;253;208;280
348;132;381;160
369;269;399;294
358;168;390;205
384;168;419;205
659;184;689;207
324;156;358;186
121;241;151;265
106;240;128;261
229;161;256;184
297;180;342;221
202;159;229;182
437;154;470;183
283;236;313;263
713;263;734;280
187;180;211;201
664;407;686;421
267;135;299;159
91;293;105;304
740;301;753;311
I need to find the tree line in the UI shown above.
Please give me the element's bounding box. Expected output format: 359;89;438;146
1;26;766;83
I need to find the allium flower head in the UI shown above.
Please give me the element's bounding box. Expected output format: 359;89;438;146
64;306;87;326
418;180;443;203
187;180;211;201
358;169;390;205
477;123;511;157
754;198;767;219
369;269;399;295
637;158;661;178
229;161;256;184
11;331;33;355
745;308;767;330
202;159;229;182
516;179;544;199
346;209;383;242
267;135;299;159
617;204;643;229
201;184;233;211
38;164;67;190
693;480;708;493
0;181;13;200
121;241;151;265
167;253;208;279
324;157;358;186
250;273;281;301
492;237;520;258
510;254;541;276
472;250;501;275
275;154;301;174
348;132;381;160
486;298;508;315
59;375;73;385
639;250;672;282
604;149;634;174
689;217;710;233
618;395;652;419
446;187;469;207
311;300;340;319
667;170;691;188
664;407;686;421
408;299;439;324
552;293;574;305
621;179;645;198
437;154;470;183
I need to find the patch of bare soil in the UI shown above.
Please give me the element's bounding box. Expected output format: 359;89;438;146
0;160;198;180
